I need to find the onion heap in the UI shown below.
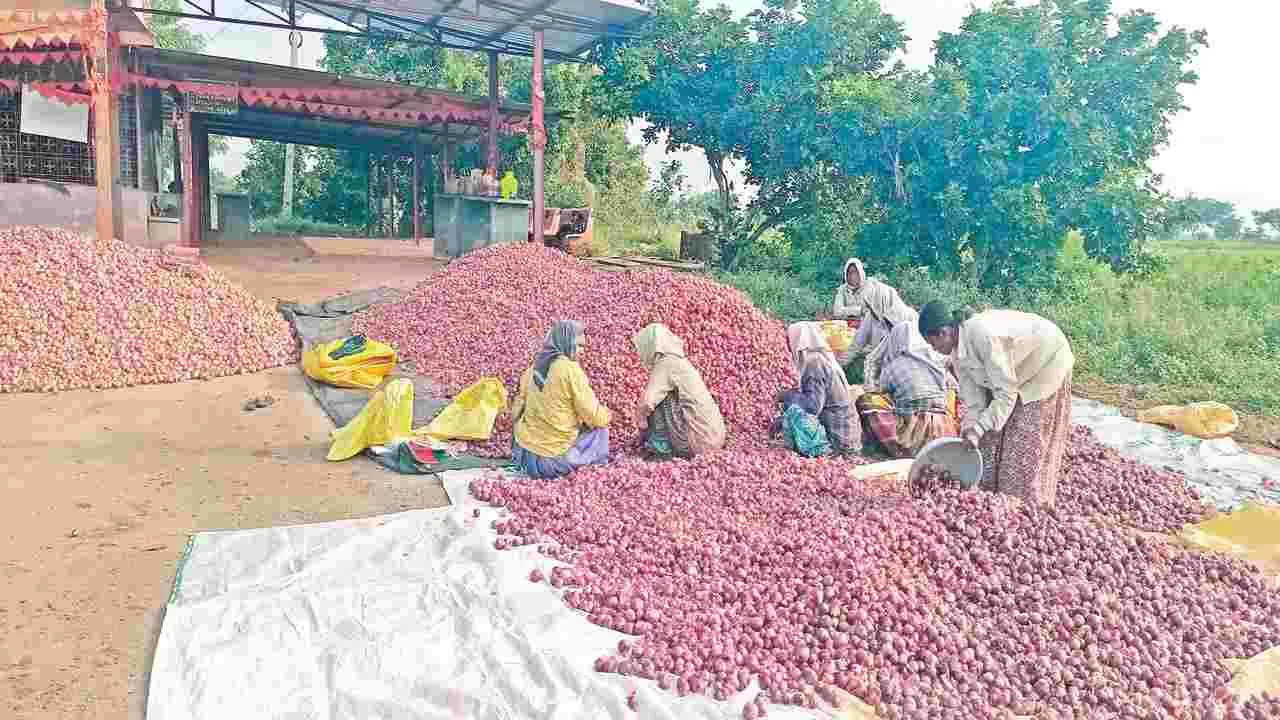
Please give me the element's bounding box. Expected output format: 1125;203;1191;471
353;243;796;454
0;226;296;392
1059;427;1213;533
474;455;1280;719
359;244;1211;530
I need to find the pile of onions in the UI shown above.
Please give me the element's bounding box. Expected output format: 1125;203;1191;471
474;454;1279;718
1058;427;1213;532
354;243;795;453
0;226;296;392
359;244;1211;530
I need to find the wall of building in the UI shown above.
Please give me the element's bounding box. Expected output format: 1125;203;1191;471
0;183;156;247
0;182;96;230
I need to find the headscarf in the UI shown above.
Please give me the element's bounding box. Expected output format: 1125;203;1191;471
532;320;583;390
861;279;916;328
633;323;685;370
880;321;949;388
786;322;847;384
842;258;866;291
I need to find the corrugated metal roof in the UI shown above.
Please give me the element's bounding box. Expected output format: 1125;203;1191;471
271;0;651;60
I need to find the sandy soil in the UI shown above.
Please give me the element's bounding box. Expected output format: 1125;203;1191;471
0;238;447;720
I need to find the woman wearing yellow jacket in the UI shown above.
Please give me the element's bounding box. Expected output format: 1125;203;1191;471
511;320;612;478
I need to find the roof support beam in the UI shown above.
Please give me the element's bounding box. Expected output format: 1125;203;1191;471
473;0;558;51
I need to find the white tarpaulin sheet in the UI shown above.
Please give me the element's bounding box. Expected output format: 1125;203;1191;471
146;401;1279;720
1071;398;1280;511
19;84;88;143
145;470;811;720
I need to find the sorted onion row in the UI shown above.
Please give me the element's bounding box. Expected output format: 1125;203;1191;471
474;454;1279;719
0;226;296;392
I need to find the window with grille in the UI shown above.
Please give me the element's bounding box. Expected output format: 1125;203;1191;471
0;86;95;186
0;61;140;188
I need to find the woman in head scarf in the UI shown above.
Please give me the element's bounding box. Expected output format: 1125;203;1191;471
773;322;861;457
855;321;962;458
832;258;867;321
918;301;1075;508
510;320;612;478
831;258;917;381
632;323;726;459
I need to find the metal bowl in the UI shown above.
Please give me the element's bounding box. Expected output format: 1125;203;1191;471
909;437;984;490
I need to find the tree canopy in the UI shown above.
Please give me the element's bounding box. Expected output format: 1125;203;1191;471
594;0;1208;285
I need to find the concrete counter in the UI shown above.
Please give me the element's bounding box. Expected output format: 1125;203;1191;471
433;193;530;258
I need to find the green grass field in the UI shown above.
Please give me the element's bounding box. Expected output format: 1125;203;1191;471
714;239;1280;417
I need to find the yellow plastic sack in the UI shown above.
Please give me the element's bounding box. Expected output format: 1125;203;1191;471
819;320;854;354
1179;503;1280;580
302;336;397;390
327;378;415;461
1137;401;1239;439
417;377;509;441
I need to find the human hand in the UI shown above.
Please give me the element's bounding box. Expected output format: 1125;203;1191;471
962;428;982;449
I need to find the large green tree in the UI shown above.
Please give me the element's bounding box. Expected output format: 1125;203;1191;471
836;0;1206;285
1168;195;1241;238
593;0;906;269
592;0;751;222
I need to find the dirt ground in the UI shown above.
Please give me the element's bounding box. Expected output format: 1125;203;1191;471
0;238;448;720
1073;377;1280;459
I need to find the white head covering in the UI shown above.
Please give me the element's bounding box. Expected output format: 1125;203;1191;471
841;258;866;292
785;322;852;397
880;321;949;388
861;279;916;328
632;323;685;370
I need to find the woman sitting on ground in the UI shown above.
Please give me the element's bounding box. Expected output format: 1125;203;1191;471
918;301;1075;508
631;323;726;459
855;321;961;458
511;320;612;479
773;322;861;457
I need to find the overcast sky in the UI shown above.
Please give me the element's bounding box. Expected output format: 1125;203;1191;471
190;0;1279;215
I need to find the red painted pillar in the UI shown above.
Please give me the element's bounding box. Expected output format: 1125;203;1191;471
531;29;546;246
89;1;122;242
487;51;500;176
196;119;209;244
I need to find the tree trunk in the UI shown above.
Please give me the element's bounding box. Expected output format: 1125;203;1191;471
705;149;732;219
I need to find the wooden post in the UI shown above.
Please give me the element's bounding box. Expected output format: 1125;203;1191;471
487;51;500;176
531;29;546;246
178;105;197;247
90;1;122;241
413;137;423;246
366;153;374;237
